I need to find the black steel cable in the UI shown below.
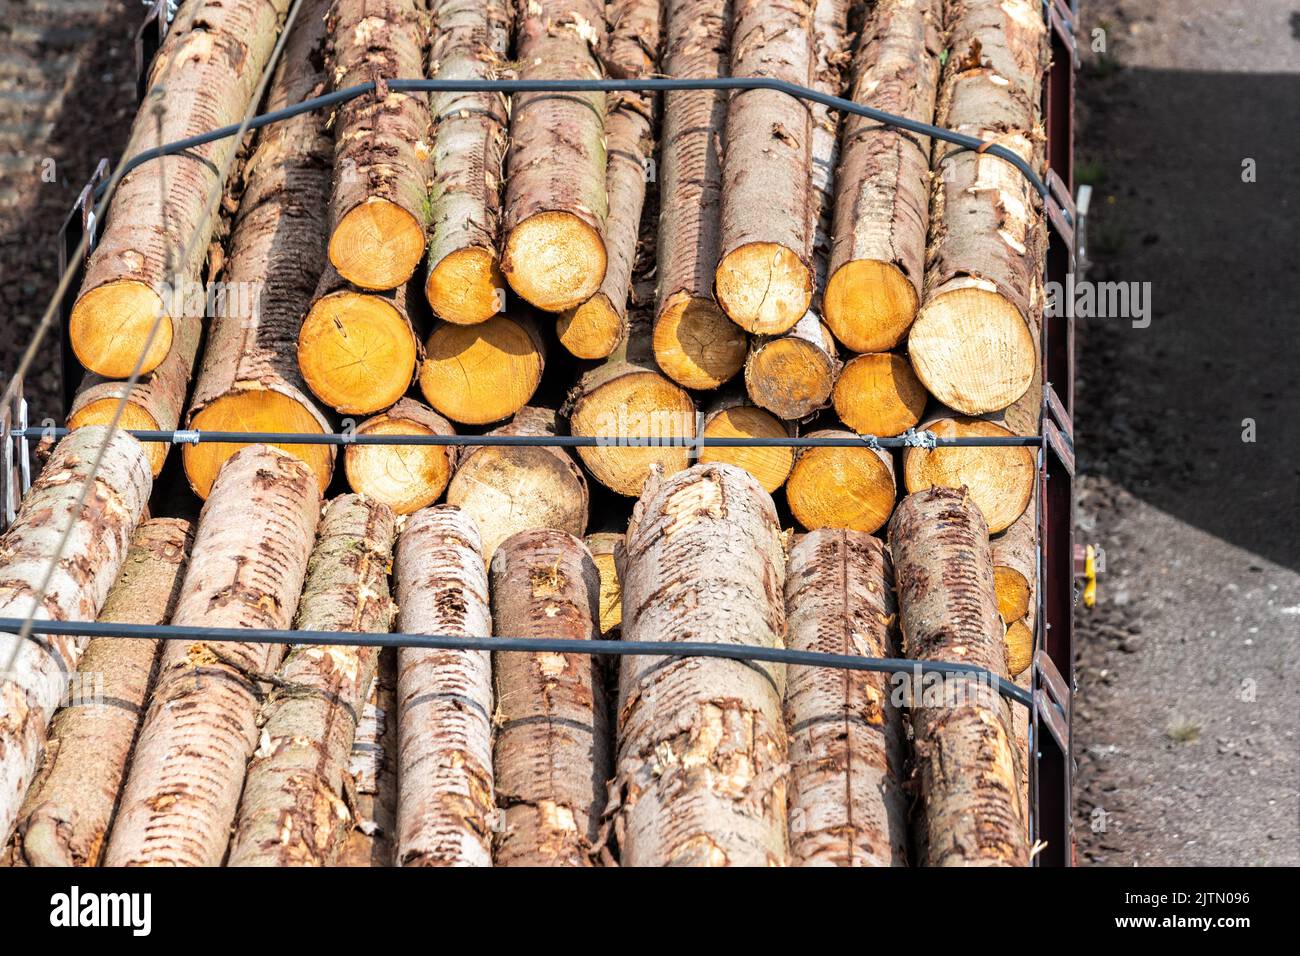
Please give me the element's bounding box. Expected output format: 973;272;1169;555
0;616;1033;710
16;426;1041;448
93;77;1056;210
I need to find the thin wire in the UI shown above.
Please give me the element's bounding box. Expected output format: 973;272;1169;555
0;616;1035;710
15;427;1043;448
95;77;1054;206
2;0;307;677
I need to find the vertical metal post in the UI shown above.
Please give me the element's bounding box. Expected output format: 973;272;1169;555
56;160;110;417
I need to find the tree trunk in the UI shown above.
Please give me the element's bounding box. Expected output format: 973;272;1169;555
104;445;321;866
824;0;943;352
417;313;545;425
556;0;661;360
900;413;1035;534
326;0;433;291
888;486;1028;866
584;532;623;639
652;0;747;389
423;0;510;325
786;429;896;533
68;0;291;378
714;0;814;335
185;4;335;498
501;0;607;312
68;315;201;478
394;505;495;866
742;0;849;418
609;463;789;866
784;528;908;866
300;265;424;415
697;388;795;494
831;351;928;437
445;406;589;562
906;0;1047;415
567;316;696;497
489;529;608;866
992;500;1035;628
6;518;191;868
333;648;399;866
343;398;456;515
0;426;152;845
227;495;397;866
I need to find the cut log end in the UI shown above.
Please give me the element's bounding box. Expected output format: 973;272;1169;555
787;435;897;534
425;245;504;326
571;370;695;497
344;404;454;515
329;199;426;291
69;281;171;379
901;418;1035;534
183;390;333;499
557;293;624;360
67;397;165;475
714;242;811;335
744;332;837;420
503;211;606;312
699;405;794;494
299;291;419;415
584;532;623;638
823;259;918;353
908;286;1036;415
832;352;928;438
1004;620;1033;679
653;295;748;390
418;315;544;425
994;565;1032;624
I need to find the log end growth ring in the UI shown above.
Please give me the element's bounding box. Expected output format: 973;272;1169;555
329;199;426;291
425;246;504;326
714;241;812;335
901;418;1035;534
907;287;1035;415
832;352;929;438
823;259;919;353
744;333;836;420
557;293;624;360
417;315;544;425
69;281;171;379
652;295;748;390
699;405;794;494
183;390;334;499
299;291;419;415
503;211;606;313
344;416;453;516
787;439;897;534
67;398;166;476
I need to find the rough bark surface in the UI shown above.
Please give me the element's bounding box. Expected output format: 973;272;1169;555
104;445;321;866
424;0;511;325
609;463;789;866
394;506;495;866
0;427;152;846
326;0;433;290
501;0;608;311
445;406;589;561
185;4;335;498
715;0;814;335
784;529;908;866
652;0;746;388
69;313;202;477
333;648;399;865
824;0;943;352
6;519;191;868
69;0;291;379
556;0;660;359
584;532;623;638
227;495;397;866
489;530;608;866
907;0;1047;415
888;486;1028;866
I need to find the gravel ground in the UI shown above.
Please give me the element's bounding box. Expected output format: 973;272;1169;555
1072;0;1299;865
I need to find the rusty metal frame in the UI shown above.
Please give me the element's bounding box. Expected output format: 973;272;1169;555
55;159;110;416
134;0;172;103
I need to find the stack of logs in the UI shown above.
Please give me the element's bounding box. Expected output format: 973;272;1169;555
0;0;1049;866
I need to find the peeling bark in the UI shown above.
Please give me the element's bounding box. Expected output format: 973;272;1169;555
333;648;399;865
104;445;321;866
0;428;153;846
490;529;608;866
227;495;397;866
888;486;1028;866
784;529;908;866
610;463;789;866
